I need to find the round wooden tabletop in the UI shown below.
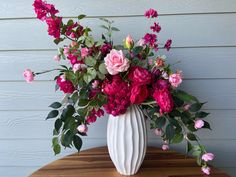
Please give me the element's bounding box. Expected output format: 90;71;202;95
29;146;229;177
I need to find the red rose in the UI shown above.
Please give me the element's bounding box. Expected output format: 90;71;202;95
128;66;152;85
153;89;174;114
130;85;149;104
56;75;75;94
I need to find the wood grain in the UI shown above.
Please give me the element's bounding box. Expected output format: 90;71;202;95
29;146;230;177
0;14;236;50
1;0;236;18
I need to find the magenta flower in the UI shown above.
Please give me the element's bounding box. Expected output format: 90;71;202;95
151;22;161;33
143;33;157;47
144;8;158;18
46;17;62;39
164;39;172;51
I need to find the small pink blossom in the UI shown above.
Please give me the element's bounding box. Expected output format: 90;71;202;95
144;8;158;18
154;128;163;136
151;22;161;33
162;71;169;79
63;47;70;55
77;124;88;133
202;153;215;162
92;80;100;89
201;166;211;175
183;104;191;111
54;55;60;61
169;72;182;88
194;119;205;129
81;48;89;58
23;69;34;83
71;41;78;47
164;39;172;51
73;63;86;73
137;39;146;46
162;144;169;151
125;35;134;49
104;49;130;75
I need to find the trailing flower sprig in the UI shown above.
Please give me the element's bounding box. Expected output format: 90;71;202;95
23;1;214;175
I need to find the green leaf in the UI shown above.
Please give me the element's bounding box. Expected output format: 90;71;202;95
132;46;143;55
52;137;59;146
85;36;94;47
165;124;175;140
97;72;106;80
53;129;59;136
78;99;89;107
187;133;197;141
175;90;198;102
156;116;166;129
61;105;75;121
53;144;61;155
99;18;110;23
111;27;120;31
100;25;109;30
203;121;212;130
187;141;193;153
54;38;64;45
171;133;184;144
73;135;83;152
78;14;86;20
190;103;204;112
49;102;62;109
173;96;184;107
63;130;74;147
99;63;108;74
84;56;97;67
83;68;97;84
95;39;105;47
195;111;210;118
55;119;63;131
46;110;59;120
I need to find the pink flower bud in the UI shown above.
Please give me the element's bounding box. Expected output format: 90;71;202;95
154;128;162;136
162;144;169;151
92;80;100;89
194;119;204;129
201;166;211;175
202;153;214;162
137;39;145;46
23;69;34;83
77;124;88;133
183;104;191;111
81;48;89;58
73;64;87;73
63;47;70;55
125;35;134;49
54;55;60;61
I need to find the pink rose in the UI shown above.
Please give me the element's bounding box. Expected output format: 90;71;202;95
153;89;174;114
23;69;34;83
125;35;134;49
194;119;204;129
104;49;130;75
54;55;60;61
154;128;162;136
81;48;89;58
92;80;100;89
63;47;70;55
201;166;211;175
128;66;152;85
169;73;182;88
162;144;169;151
77;124;88;133
130;85;149;104
56;75;75;94
202;153;214;162
144;8;158;18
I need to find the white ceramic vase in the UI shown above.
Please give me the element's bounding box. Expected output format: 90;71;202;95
107;105;147;175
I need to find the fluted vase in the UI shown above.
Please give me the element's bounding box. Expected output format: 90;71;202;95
107;105;147;175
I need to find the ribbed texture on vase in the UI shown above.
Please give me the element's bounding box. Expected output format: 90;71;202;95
107;105;147;176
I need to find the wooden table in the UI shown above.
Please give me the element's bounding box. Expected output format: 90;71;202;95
29;146;230;177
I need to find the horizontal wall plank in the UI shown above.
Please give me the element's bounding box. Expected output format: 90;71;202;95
1;47;236;81
0;79;235;111
1;0;236;19
0;110;234;139
221;168;236;177
0;14;236;50
0;166;39;177
0;139;235;168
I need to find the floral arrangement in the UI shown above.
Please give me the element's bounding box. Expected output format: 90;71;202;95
23;0;214;175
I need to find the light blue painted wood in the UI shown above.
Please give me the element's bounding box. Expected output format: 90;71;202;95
1;0;236;18
0;14;236;50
